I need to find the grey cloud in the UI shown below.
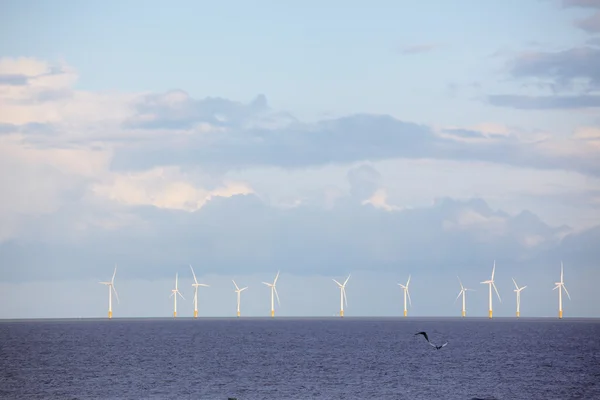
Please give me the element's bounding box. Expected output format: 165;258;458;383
0;123;17;134
587;37;600;46
488;94;600;109
347;164;381;200
112;114;438;170
0;74;28;85
1;195;591;283
576;11;600;32
0;122;56;135
562;0;600;8
442;129;487;139
400;44;441;55
111;111;600;177
510;47;600;91
123;90;270;130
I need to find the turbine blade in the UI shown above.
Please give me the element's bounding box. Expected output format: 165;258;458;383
492;282;501;302
274;287;281;306
190;264;198;284
457;276;463;290
406;289;412;306
111;266;117;284
454;290;462;303
232;280;240;290
521;285;527;290
240;287;248;291
274;270;280;285
333;279;342;287
563;285;571;300
112;285;120;304
491;260;496;280
178;291;185;300
343;274;351;286
512;278;518;290
406;274;411;287
262;282;272;286
561;261;564;283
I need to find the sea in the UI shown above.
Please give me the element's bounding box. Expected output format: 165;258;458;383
1;317;599;400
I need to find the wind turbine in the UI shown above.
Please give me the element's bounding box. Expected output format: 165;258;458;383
333;274;350;317
398;275;412;317
262;271;281;317
553;261;571;319
189;265;209;318
99;265;120;319
512;278;527;318
455;277;474;317
480;260;501;319
232;280;248;317
170;273;184;318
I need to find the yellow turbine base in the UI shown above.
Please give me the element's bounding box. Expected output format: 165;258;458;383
488;310;493;319
404;310;407;317
340;310;344;317
461;310;465;317
559;310;563;319
516;311;520;318
271;310;274;317
194;310;198;318
173;311;177;318
237;311;240;317
108;311;112;319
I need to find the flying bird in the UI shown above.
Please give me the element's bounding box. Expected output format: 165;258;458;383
415;331;448;350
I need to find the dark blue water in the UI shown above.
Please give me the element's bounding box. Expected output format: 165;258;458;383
1;318;599;399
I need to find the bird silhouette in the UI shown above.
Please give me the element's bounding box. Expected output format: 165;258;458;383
415;331;448;350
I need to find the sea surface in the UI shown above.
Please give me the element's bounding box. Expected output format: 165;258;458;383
1;317;599;400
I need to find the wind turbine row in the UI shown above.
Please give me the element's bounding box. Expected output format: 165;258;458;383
99;262;572;319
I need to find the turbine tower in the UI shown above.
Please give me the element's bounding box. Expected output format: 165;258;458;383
170;273;184;318
455;277;474;317
512;278;527;318
262;271;280;317
553;261;571;319
480;261;501;319
398;275;412;317
232;280;248;317
189;265;209;318
99;265;120;319
333;274;350;317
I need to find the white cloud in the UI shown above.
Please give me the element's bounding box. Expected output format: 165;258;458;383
91;167;254;212
362;188;402;211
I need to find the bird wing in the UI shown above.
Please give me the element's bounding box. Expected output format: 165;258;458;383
428;342;437;348
415;331;429;342
441;342;448;348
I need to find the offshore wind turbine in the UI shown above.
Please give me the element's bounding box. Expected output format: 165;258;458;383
99;265;119;319
170;273;185;318
398;275;412;317
455;277;474;317
333;274;350;317
512;278;527;318
189;265;209;318
232;280;248;317
480;261;501;319
262;271;281;317
553;262;571;319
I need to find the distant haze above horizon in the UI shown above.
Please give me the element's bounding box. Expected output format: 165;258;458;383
0;0;599;318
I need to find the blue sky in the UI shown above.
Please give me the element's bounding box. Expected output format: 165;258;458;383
0;0;599;318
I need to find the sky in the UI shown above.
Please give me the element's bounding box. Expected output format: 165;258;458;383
0;0;599;319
